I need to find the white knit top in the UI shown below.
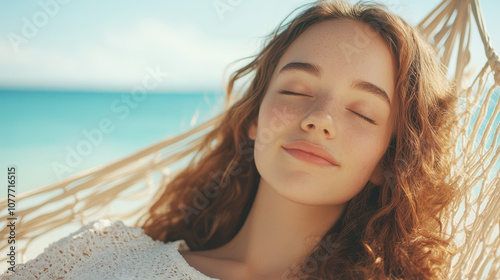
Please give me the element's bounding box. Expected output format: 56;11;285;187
0;219;219;280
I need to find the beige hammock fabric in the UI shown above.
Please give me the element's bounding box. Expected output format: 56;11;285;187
1;0;499;278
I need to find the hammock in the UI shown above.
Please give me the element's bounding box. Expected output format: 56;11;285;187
1;0;499;278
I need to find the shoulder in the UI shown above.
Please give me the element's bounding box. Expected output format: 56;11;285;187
40;219;158;261
0;219;215;280
64;218;147;244
0;219;136;279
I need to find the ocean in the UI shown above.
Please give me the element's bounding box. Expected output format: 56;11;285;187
0;89;226;193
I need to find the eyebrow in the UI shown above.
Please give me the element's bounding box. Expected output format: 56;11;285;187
278;62;321;77
351;80;392;107
278;61;391;107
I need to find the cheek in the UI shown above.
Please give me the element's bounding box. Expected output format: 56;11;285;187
258;98;302;136
347;130;387;169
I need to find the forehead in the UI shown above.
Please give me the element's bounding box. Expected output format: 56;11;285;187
274;19;396;100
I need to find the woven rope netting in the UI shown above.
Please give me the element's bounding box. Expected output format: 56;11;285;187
418;0;500;278
1;0;499;278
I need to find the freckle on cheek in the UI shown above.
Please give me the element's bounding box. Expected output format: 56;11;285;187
266;101;300;127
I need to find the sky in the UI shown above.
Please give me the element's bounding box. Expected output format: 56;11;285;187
1;0;499;93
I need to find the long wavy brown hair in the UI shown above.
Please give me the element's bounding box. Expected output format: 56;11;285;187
140;0;459;278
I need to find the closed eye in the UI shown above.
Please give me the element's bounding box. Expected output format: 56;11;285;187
348;109;377;125
279;90;310;97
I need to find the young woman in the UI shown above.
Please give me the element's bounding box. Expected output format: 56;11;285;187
2;1;458;279
140;0;459;278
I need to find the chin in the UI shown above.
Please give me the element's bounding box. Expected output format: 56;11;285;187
271;182;344;206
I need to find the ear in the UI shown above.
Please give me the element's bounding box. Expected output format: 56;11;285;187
369;160;385;186
248;118;258;140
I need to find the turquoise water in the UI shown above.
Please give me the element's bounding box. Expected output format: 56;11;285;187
0;89;225;192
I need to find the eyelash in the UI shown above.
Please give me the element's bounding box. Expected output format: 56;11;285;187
279;90;377;125
279;90;309;96
348;109;377;125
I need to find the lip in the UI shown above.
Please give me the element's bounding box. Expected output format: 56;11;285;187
282;140;340;167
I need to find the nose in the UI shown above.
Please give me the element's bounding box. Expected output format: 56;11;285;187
300;108;336;138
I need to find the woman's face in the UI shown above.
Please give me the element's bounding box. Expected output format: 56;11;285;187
248;19;397;206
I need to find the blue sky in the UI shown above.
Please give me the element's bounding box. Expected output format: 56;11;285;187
0;0;499;92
